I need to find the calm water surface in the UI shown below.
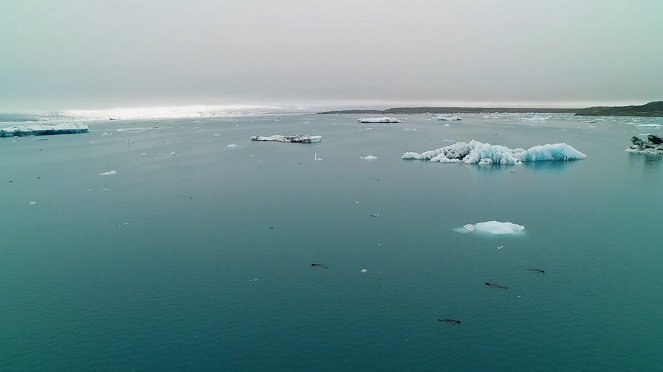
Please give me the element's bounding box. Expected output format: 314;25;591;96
1;114;662;371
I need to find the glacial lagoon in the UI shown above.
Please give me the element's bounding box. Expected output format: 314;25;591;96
1;113;662;370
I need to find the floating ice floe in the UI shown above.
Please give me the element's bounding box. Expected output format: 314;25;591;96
455;221;525;235
0;123;89;137
522;115;550;122
359;117;402;123
361;155;378;160
401;140;586;165
99;170;118;176
227;144;238;148
627;135;663;154
250;135;321;143
435;115;462;121
360;268;368;273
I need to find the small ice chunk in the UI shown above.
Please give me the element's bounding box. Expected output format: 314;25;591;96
435;115;462;121
457;221;525;235
227;144;238;148
361;155;378;160
29;201;37;205
360;268;368;273
99;170;118;176
359;117;402;123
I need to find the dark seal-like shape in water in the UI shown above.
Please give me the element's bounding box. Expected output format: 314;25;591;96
485;282;508;289
438;318;461;324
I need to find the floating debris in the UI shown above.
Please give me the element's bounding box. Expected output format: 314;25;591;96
527;268;545;273
311;263;328;269
369;213;380;218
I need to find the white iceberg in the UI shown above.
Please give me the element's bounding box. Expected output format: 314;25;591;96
250;135;321;143
455;221;525;235
435;115;462;121
359;117;402;123
0;123;89;137
402;140;586;165
361;155;378;160
99;170;118;176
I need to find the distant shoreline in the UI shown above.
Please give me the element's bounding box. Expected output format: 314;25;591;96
319;101;663;117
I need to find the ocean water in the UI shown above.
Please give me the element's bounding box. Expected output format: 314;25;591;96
1;113;662;371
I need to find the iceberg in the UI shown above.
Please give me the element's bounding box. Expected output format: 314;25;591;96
435;115;462;121
455;221;525;235
402;140;586;165
627;135;663;155
0;123;89;137
250;135;321;143
359;117;402;123
361;155;378;160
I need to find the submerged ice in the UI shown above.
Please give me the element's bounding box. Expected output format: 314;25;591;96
402;140;586;165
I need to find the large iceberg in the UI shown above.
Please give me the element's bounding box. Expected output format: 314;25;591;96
0;123;89;137
455;221;525;235
402;140;586;165
250;135;321;143
359;117;402;123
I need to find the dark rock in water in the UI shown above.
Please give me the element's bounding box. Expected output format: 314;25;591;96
631;136;646;146
647;134;663;145
311;263;328;269
485;282;508;289
527;268;545;273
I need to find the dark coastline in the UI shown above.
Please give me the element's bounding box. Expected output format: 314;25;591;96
319;101;663;117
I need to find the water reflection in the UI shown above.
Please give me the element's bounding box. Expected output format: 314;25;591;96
628;152;663;173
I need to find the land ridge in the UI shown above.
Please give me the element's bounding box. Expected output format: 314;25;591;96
318;101;663;117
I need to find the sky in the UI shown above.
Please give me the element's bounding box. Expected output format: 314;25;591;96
1;0;662;111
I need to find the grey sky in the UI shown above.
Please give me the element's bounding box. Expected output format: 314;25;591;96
1;0;661;111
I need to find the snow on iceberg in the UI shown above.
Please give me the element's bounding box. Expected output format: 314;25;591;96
359;117;402;123
401;140;586;165
0;123;89;137
455;221;525;235
250;135;321;143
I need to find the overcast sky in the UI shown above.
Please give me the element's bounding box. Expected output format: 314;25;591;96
1;0;661;111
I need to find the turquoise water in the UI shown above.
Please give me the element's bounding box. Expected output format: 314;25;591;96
1;114;663;370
